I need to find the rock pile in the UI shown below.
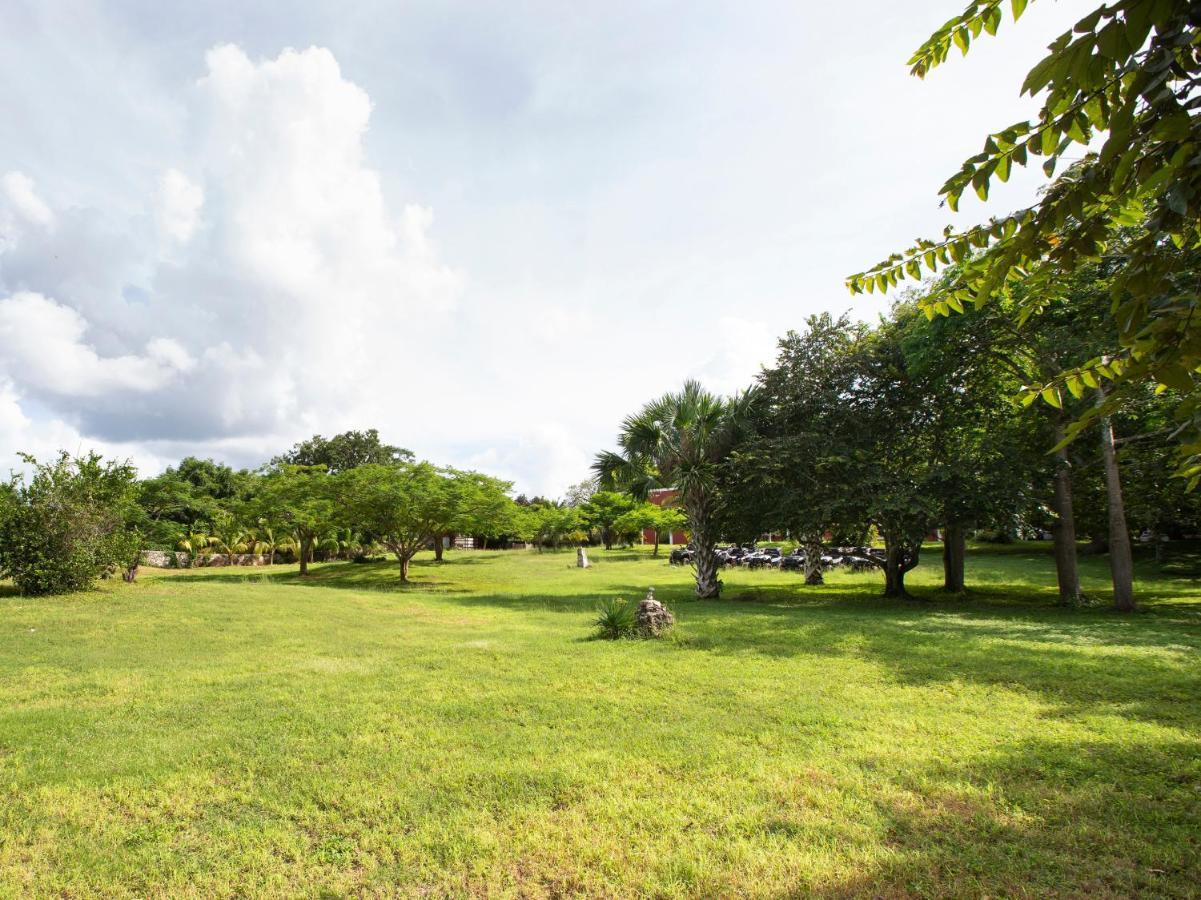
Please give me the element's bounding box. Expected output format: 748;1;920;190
636;587;674;637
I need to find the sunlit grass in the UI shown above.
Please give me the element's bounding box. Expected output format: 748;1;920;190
1;543;1198;896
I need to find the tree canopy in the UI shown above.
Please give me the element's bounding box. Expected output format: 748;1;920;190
848;0;1201;481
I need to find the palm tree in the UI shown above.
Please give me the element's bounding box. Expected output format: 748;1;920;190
253;524;284;565
593;380;754;599
176;530;212;568
318;527;352;561
208;516;250;567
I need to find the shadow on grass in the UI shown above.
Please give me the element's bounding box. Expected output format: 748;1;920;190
813;734;1200;897
146;552;1201;729
154;560;475;594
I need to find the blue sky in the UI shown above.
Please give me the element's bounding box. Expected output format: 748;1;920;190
0;0;1095;495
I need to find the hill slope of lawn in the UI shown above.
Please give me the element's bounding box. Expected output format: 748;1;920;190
1;545;1198;897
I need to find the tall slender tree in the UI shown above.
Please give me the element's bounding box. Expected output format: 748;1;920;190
594;380;754;599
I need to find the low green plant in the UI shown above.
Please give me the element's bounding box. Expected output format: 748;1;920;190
593;597;636;639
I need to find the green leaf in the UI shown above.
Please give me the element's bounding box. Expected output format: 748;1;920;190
973;172;989;201
1040;387;1062;409
1011;0;1028;22
983;6;1002;36
1155;365;1193;393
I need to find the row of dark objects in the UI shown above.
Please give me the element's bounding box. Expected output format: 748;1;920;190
668;545;885;571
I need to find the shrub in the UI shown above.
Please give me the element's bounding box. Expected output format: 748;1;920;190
0;452;140;595
593;597;637;640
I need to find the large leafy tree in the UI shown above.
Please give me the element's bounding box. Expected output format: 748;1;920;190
133;456;256;549
254;465;335;576
732;314;945;597
579;491;638;550
897;302;1043;593
594;380;754;599
723;314;875;586
848;1;1201;479
427;469;514;560
448;471;516;551
338;462;450;581
272;429;413;474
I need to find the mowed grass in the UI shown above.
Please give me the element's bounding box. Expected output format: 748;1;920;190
1;545;1199;898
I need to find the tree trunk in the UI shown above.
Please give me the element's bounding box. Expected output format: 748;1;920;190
687;498;721;598
399;553;410;582
803;538;824;585
1050;417;1081;606
882;535;919;598
299;535;310;576
1099;408;1135;611
652;530;660;556
942;522;966;593
434;535;444;562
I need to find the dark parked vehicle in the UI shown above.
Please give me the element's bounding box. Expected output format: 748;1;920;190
722;546;749;566
779;551;805;571
743;547;781;569
669;546;695;565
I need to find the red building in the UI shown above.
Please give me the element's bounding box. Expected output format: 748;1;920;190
644;489;688;545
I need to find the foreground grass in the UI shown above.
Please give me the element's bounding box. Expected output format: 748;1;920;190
0;545;1198;897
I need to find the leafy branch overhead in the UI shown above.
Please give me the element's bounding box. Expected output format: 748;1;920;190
848;0;1201;479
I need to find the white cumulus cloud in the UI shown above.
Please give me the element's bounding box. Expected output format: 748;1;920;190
0;291;193;397
1;172;54;229
157;169;204;242
0;43;463;463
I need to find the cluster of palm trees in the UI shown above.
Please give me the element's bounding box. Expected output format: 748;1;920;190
176;516;380;567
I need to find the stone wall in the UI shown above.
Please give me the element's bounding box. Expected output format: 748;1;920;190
139;551;271;568
139;550;190;568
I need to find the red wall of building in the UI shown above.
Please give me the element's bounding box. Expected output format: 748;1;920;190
644;489;688;545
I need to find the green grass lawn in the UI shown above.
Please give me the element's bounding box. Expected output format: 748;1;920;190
1;544;1199;897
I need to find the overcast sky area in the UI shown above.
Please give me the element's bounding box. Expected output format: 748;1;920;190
0;0;1097;496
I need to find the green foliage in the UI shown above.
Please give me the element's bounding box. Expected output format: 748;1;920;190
338;462;452;580
0;452;140;595
132;456;256;549
580;491;638;549
592;597;637;639
849;0;1201;478
612;503;659;549
253;465;337;575
446;470;515;540
594;380;755;597
206;513;252;565
515;503;581;550
271;429;413;474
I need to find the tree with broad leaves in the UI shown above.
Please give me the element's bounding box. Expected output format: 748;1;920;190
721;314;875;587
579;491;638;550
593;380;755;599
271;429;413;474
896;301;1046;594
432;469;514;558
849;0;1201;482
337;462;450;581
253;465;335;576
